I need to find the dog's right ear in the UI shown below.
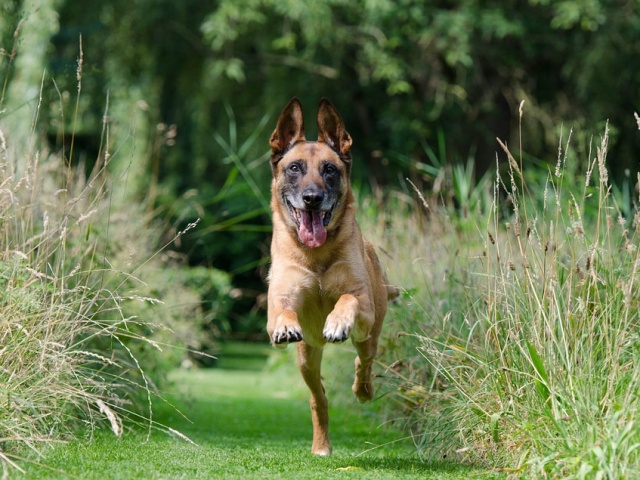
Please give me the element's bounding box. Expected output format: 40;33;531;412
270;98;306;160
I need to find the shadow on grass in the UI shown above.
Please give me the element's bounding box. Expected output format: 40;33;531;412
348;455;476;475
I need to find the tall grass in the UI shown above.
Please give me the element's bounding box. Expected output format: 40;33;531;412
1;132;140;472
366;117;640;477
0;40;204;476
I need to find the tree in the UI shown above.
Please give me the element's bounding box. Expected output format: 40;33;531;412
201;0;640;176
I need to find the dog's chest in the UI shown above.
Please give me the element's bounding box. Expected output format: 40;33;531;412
294;274;342;346
303;281;337;311
299;311;332;348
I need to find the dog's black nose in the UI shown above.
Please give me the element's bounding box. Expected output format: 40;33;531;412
302;189;324;209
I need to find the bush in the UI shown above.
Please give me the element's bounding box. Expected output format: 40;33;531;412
0;52;230;477
362;121;640;477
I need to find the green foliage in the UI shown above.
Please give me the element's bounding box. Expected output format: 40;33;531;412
23;0;637;338
363;120;640;477
4;3;640;474
0;18;232;473
0;143;155;471
151;105;271;338
198;0;640;175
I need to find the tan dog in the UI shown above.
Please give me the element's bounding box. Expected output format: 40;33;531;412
267;97;397;455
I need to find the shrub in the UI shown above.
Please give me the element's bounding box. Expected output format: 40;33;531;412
366;120;640;477
0;53;228;477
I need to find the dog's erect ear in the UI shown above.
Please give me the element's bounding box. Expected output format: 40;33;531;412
316;98;352;158
270;97;306;157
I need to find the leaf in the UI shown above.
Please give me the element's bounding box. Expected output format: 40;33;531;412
490;412;501;442
527;341;551;404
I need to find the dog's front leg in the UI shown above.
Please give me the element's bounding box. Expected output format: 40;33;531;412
323;292;374;343
267;288;304;348
267;309;303;348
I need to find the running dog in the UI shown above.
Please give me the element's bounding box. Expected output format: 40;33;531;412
267;97;397;455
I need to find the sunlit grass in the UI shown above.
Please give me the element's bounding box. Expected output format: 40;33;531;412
16;367;477;480
364;118;640;477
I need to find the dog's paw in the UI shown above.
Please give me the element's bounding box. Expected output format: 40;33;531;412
352;380;374;403
271;323;303;347
352;357;374;402
322;314;353;343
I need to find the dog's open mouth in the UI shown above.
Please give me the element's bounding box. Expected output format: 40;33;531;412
286;201;333;248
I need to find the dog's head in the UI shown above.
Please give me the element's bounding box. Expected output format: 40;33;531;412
269;98;353;249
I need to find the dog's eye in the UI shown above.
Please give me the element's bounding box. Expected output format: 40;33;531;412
288;163;301;173
323;165;338;176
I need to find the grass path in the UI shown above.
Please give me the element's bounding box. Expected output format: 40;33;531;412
18;345;486;479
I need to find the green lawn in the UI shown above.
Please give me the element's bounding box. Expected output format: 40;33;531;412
17;344;490;479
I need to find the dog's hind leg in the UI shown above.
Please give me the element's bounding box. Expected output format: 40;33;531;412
352;336;378;403
352;288;386;403
296;342;331;455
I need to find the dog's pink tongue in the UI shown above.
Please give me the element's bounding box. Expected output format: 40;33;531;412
298;210;327;248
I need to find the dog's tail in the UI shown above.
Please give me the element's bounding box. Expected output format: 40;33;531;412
386;284;400;301
366;240;400;302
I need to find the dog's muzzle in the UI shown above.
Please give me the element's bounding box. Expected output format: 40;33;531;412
286;199;334;248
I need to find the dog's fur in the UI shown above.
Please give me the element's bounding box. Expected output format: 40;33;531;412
267;97;397;455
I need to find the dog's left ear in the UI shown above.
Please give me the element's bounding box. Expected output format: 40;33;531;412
317;98;352;159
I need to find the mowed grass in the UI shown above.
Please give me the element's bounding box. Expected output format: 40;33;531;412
15;343;491;479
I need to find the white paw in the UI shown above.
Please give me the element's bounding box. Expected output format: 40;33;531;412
322;313;354;343
271;324;303;346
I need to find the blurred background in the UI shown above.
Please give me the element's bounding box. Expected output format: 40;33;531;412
2;0;639;349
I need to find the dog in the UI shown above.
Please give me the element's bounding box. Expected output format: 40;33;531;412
267;97;398;455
